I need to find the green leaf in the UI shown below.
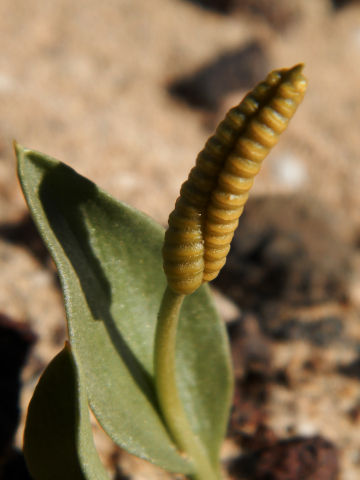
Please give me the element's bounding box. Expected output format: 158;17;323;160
176;292;233;470
16;143;233;472
24;342;109;480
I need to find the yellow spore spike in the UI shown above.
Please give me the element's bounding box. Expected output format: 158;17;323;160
163;64;308;295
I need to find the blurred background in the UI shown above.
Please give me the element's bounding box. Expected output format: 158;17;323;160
1;0;360;479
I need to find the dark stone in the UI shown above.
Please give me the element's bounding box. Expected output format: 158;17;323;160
180;0;234;14
330;0;359;9
230;428;339;480
168;41;268;111
339;357;360;379
179;0;300;31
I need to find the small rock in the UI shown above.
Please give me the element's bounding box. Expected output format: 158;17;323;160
230;428;339;480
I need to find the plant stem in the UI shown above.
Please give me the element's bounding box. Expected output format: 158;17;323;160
154;285;219;480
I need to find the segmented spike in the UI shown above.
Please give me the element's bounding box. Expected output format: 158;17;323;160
163;64;308;294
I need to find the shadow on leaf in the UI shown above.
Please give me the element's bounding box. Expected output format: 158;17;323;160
38;163;158;410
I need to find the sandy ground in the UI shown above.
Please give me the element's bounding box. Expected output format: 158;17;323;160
2;0;360;479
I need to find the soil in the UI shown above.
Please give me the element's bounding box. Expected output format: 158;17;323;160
1;0;360;479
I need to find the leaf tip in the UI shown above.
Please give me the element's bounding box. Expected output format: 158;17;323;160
13;140;25;159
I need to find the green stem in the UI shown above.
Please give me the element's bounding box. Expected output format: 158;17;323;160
154;285;219;480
